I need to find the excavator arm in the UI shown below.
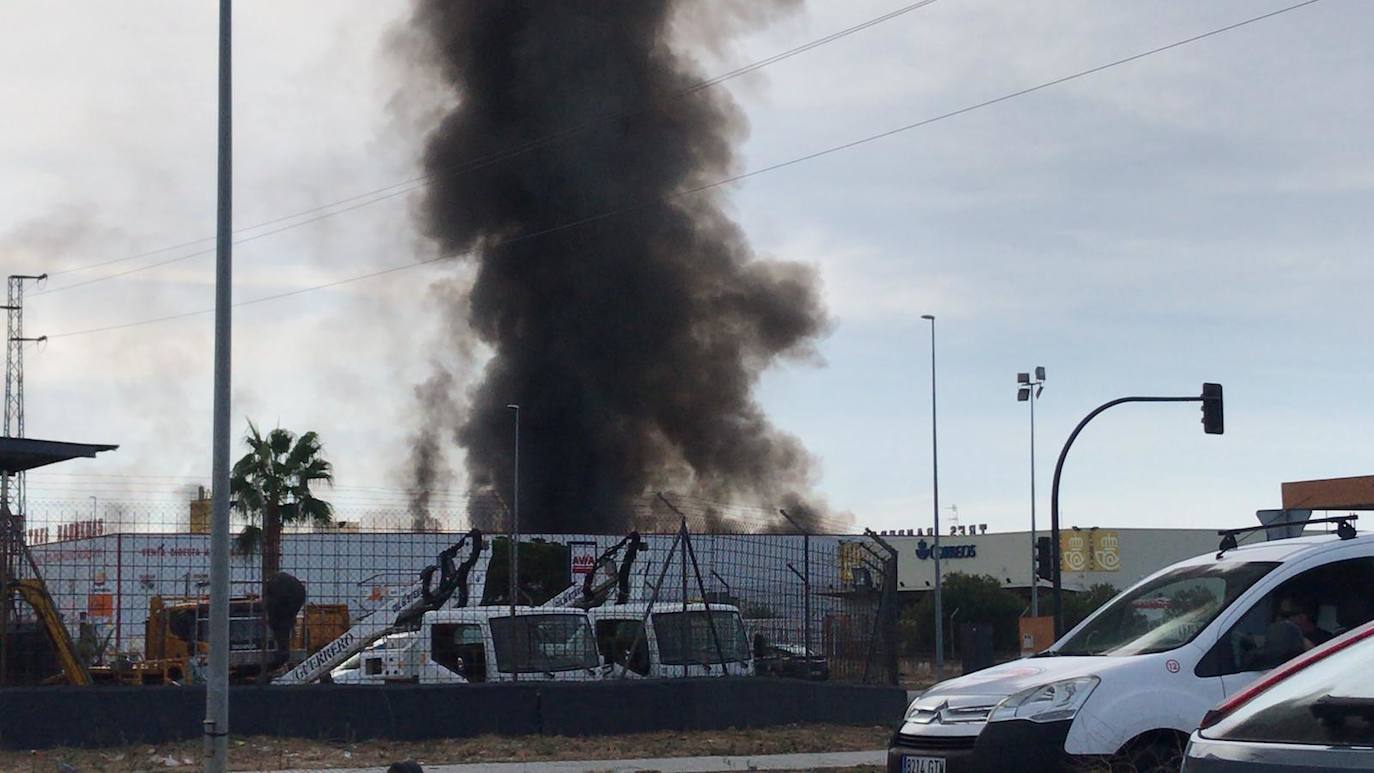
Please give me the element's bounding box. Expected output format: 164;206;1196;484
14;578;91;686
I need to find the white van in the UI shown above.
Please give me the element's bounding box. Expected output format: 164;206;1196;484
330;606;601;684
889;522;1374;773
589;602;754;678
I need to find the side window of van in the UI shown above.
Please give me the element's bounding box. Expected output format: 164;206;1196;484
1197;557;1374;677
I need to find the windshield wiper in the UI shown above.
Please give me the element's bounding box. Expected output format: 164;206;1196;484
1030;650;1062;657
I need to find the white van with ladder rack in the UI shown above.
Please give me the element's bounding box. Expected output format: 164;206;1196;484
888;514;1374;773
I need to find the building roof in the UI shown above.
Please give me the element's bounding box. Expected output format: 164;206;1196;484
0;436;117;474
1282;475;1374;510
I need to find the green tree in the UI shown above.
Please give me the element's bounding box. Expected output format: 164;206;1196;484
1063;583;1119;631
230;422;334;582
900;573;1025;653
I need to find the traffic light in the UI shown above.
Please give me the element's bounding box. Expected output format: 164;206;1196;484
1201;382;1224;435
1035;536;1054;582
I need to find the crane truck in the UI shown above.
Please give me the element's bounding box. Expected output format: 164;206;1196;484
273;529;484;685
325;533;645;685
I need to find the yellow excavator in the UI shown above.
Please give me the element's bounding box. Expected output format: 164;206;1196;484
8;576;91;685
0;436;118;686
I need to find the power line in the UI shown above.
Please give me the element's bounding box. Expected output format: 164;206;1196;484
31;0;941;295
47;0;1321;341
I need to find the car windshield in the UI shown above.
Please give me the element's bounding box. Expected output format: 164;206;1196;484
1054;561;1277;657
654;610;752;665
489;614;599;673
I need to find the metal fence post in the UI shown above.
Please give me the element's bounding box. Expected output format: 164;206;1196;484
804;531;812;657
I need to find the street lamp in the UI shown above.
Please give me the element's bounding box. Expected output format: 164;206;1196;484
920;314;943;679
1017;366;1045;616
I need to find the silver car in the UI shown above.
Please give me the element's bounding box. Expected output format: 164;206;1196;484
1183;620;1374;771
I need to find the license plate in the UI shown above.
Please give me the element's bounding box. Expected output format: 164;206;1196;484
901;755;946;773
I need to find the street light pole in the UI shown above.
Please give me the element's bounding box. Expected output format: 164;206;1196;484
1017;368;1045;616
921;314;943;679
505;403;520;681
204;1;233;769
1030;390;1037;616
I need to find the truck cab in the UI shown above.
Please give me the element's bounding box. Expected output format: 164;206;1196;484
589;602;754;678
330;606;601;684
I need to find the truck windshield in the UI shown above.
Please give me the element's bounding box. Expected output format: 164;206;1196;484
654;610;751;665
1054;561;1278;657
490;614;599;673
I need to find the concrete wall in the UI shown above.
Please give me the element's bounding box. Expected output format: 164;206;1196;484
888;528;1223;594
0;680;909;749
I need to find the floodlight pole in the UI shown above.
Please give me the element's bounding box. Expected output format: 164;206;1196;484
920;314;942;679
204;1;232;770
506;403;519;682
1030;387;1038;616
1050;394;1208;638
1017;369;1045;617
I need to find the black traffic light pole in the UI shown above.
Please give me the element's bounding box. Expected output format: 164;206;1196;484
1051;385;1222;638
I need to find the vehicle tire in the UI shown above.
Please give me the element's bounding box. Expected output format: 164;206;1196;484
1116;734;1186;773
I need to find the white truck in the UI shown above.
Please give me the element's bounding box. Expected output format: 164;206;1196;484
330;531;756;682
888;515;1374;773
330;606;602;684
589;601;754;678
274;529;485;685
328;532;646;685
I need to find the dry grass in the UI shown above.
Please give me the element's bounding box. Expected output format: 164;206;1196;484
4;723;893;772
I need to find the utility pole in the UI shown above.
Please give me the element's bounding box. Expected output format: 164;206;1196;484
204;1;232;770
4;273;48;516
0;272;44;688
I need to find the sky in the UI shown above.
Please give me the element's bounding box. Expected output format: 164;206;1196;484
0;0;1370;536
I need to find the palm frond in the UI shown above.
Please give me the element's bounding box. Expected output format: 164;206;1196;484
235;525;262;555
286;431;323;471
298;496;334;527
233;486;264;518
296;458;333;486
267;428;294;458
278;501;299;522
243;420;265;449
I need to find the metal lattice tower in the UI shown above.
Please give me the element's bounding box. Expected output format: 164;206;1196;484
3;274;47;517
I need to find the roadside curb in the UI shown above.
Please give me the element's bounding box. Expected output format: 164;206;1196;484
281;748;886;772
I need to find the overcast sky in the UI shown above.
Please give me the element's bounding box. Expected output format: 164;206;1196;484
1;0;1369;536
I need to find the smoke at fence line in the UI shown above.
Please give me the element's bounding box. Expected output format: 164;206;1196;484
403;0;843;533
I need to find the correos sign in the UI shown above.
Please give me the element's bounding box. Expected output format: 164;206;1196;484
914;539;976;560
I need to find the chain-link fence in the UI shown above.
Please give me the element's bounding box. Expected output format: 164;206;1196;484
4;494;900;688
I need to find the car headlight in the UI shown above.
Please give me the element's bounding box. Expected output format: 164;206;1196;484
987;677;1099;724
904;699;922;721
904;693;936;723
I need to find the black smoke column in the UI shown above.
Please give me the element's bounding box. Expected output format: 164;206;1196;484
408;1;830;532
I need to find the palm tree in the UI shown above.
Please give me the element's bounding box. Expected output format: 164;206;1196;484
230;422;334;582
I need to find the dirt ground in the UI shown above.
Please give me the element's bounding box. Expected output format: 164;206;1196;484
5;723;893;772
